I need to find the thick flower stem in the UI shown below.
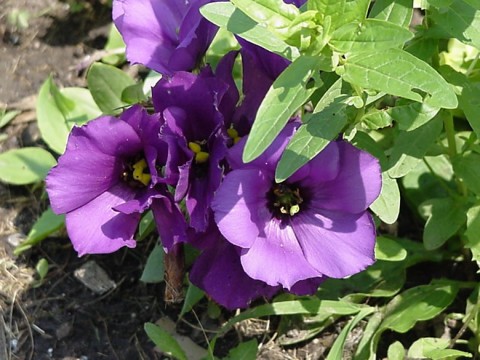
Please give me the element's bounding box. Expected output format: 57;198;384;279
164;243;185;304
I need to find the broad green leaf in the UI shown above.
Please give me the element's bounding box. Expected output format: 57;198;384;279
420;197;467;250
308;0;370;30
179;283;205;317
370;0;413;28
370;172;400;224
37;77;99;153
380;283;459;333
243;55;321;163
341;49;458;109
102;24;126;65
387;341;406;360
453;153;480;195
200;2;299;61
387;114;443;178
430;0;480;50
0;147;56;185
375;236;407;262
325;308;375;360
361;108;393;130
408;338;472;359
137;211;155;241
275;94;350;181
465;204;480;266
224;339;258;360
121;83;147;104
329;19;413;53
14;207;65;255
144;323;187;360
142;70;162;96
87;62;135;114
140;244;165;283
389;100;439;131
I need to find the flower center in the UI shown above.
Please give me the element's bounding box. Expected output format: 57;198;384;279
121;157;151;188
268;183;304;219
188;141;209;164
227;127;241;145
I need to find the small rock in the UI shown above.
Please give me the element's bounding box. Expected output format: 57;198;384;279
74;261;116;294
7;233;26;247
55;322;73;340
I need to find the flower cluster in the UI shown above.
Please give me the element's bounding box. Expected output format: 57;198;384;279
46;0;382;309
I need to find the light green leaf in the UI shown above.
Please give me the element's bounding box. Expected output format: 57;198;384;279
0;109;20;129
370;0;413;28
275;94;350;182
387;114;443;178
87;62;135;114
341;49;458;109
430;0;480;50
102;24;125;65
452;152;480;196
380;283;459;333
465;204;480;267
329;19;413;53
14;207;65;255
408;337;472;359
140;244;165;283
387;341;406;360
308;0;370;30
375;236;407;262
179;283;205;317
389;100;439;131
137;211;155;241
243;55;321;163
361;108;393;130
421;197;467;250
121;83;148;104
0;147;56;185
224;339;258;360
35;258;49;281
144;323;187;360
200;2;299;61
326;308;375;360
370;173;400;224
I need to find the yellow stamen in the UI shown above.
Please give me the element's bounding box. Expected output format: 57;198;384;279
289;204;300;216
227;128;239;139
188;142;202;154
233;136;241;144
132;159;151;186
195;151;209;164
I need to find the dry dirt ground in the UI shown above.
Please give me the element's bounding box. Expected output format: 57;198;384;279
0;1;333;359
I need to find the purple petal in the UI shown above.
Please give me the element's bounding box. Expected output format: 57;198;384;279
290;277;325;295
240;218;321;289
309;142;382;213
292;210;376;278
151;195;188;251
65;183;138;256
212;169;272;248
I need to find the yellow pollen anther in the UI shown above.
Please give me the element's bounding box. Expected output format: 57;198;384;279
290;204;300;216
195;151;210;163
227;128;239;139
233;136;241;144
132;159;151;186
188;142;202;154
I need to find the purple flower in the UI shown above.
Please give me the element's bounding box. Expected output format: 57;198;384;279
113;0;218;75
46;105;186;255
152;68;231;232
212;124;381;289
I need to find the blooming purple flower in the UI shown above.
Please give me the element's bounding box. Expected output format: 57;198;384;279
212;123;382;289
113;0;218;75
46;105;186;255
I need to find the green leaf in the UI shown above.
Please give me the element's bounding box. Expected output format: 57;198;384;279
35;258;49;281
380;283;459;333
140;244;165;283
179;283;205;317
144;323;187;360
326;308;375;360
0;109;20;129
370;0;413;28
329;19;413;53
430;0;480;50
375;236;407;262
341;49;458;109
387;114;443;178
361;108;393;130
243;55;321;163
0;147;56;185
389;100;439;131
121;83;148;104
387;341;406;360
408;338;472;359
224;339;258;360
421;197;467;250
370;173;400;224
308;0;370;30
464;204;480;267
87;62;135;114
14;207;65;255
200;2;299;61
137;211;155;241
102;24;125;65
453;153;480;196
275;93;350;182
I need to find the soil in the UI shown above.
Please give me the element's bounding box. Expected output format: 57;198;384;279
0;1;330;359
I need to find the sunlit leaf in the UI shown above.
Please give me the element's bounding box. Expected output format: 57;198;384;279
144;323;187;360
